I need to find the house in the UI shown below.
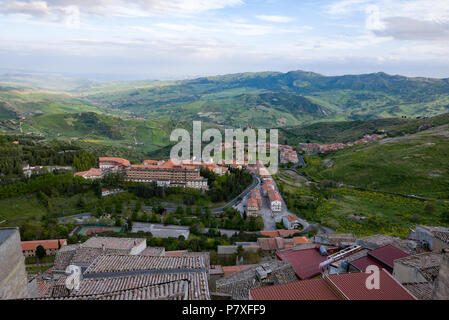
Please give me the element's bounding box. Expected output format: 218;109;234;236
348;244;409;274
249;269;417;300
283;214;300;230
408;225;449;252
74;168;102;180
21;239;67;257
246;196;259;217
262;183;274;196
215;260;297;300
276;247;327;280
393;252;442;284
314;233;356;247
268;189;282;214
101;188;122;197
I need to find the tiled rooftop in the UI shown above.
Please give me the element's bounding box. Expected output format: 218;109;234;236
402;282;434;300
82;237;145;251
85;254;205;274
216;260;297;300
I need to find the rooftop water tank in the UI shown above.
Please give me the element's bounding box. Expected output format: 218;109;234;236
319;246;328;256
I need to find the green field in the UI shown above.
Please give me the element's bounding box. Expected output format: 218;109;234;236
302;124;449;199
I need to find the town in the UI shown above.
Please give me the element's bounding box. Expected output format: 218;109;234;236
1;151;449;300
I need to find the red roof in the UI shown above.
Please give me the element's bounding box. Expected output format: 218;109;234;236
278;230;300;238
249;270;417;300
99;157;130;167
285;214;299;222
74;168;102;177
21;239;66;251
368;244;409;269
268;189;281;202
250;278;339;300
165;250;188;257
276;247;325;280
350;256;387;273
222;265;256;277
326;269;417;300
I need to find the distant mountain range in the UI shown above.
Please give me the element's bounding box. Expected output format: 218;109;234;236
1;70;449;128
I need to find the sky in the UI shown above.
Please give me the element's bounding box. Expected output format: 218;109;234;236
0;0;449;80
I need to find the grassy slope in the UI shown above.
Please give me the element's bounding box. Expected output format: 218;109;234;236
302;123;449;199
82;71;449;128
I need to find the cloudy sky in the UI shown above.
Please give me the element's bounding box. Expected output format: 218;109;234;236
1;0;449;80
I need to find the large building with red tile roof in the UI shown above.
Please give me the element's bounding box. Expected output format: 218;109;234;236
74;168;103;180
249;269;417;300
22;239;67;257
126;159;208;190
99;157;130;171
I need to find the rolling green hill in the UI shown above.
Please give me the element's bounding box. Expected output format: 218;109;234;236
279;112;449;145
15;112;224;157
82;70;449;127
301;122;449;199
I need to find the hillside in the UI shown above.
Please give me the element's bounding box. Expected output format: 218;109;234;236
301;122;449;199
13;112;224;157
82;71;449;127
279;112;449;145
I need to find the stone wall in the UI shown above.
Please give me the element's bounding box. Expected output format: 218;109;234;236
0;228;29;299
432;250;449;300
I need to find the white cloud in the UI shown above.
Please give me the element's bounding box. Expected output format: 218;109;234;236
255;15;293;23
0;0;244;25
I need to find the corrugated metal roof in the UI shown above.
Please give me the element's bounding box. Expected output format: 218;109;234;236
325;269;417;300
276;248;326;280
368;244;409;269
249;278;339;300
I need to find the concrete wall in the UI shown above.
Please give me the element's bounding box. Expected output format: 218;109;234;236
0;228;29;299
393;262;427;284
130;240;147;255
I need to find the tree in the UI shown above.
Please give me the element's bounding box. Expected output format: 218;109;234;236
35;245;46;261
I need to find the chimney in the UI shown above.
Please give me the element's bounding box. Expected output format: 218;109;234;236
102;243;105;251
432;249;449;300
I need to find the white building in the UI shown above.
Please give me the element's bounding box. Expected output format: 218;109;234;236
283;214;301;230
268;189;282;213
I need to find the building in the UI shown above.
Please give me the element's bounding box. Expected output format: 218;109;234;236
314;233;356;247
283;214;300;230
0;227;29;299
101;188;122;197
393;252;442;284
408;225;449;252
249;269;416;300
267;189;282;214
53;236;147;272
261;183;274;196
215;260;297;300
246;196;259;217
21;239;67;257
99;157;130;172
74;168;102;180
44;255;210;300
276;247;327;280
181;159;228;176
126;159;208;190
348;244;409;274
